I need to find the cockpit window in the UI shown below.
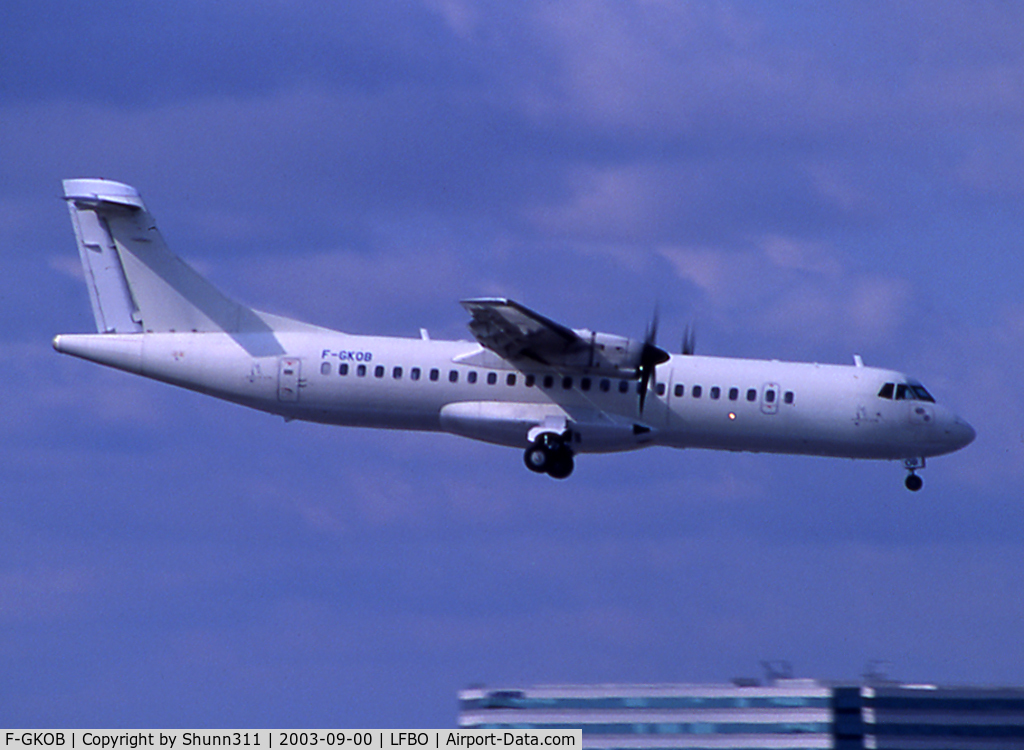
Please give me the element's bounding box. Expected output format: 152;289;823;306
911;385;935;403
878;381;936;402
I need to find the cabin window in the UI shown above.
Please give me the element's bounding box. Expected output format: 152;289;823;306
374;365;385;378
487;372;498;385
429;368;439;382
562;376;573;390
765;389;776;403
467;371;478;384
411;367;421;381
784;391;794;404
729;387;739;401
581;377;591;391
746;388;757;402
357;364;367;377
393;367;402;379
320;362;331;375
449;370;458;383
692;385;703;398
340;363;349;376
674;384;684;398
656;383;666;396
878;382;895;399
619;380;629;394
543;375;554;389
600;379;611;392
525;374;535;387
710;386;721;400
506;373;516;386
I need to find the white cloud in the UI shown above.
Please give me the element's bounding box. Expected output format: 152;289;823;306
0;344;166;435
232;248;468;333
422;0;481;38
658;237;912;349
525;165;666;241
919;303;1024;488
518;1;776;136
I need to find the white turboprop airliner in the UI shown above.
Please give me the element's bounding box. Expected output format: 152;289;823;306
54;179;974;490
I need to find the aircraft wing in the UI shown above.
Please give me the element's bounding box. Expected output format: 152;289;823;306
460;298;586;366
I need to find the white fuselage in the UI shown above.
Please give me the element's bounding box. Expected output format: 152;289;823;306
54;177;975;488
52;326;976;463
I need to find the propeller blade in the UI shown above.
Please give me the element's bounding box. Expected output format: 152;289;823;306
682;324;696;356
645;307;660;348
637;308;670;414
639;364;652;413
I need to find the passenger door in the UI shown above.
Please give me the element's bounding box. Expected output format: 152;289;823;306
278;357;302;402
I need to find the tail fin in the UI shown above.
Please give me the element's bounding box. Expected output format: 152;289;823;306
63;178;251;334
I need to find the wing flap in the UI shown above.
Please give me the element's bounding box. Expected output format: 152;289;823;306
460;297;584;365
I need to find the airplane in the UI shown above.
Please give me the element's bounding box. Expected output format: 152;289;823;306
53;178;975;491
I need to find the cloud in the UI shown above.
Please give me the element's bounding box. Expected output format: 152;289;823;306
919;303;1024;488
525;164;670;241
423;0;482;38
517;1;773;136
657;238;912;350
1;344;167;440
231;248;470;335
513;0;1024;137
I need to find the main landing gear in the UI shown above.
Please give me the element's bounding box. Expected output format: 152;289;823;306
904;457;925;492
524;432;575;479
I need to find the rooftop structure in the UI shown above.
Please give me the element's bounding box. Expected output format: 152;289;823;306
459;678;1024;749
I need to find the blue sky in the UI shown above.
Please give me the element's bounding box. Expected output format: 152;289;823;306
3;0;1024;727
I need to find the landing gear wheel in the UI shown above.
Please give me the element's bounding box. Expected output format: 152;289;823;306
524;445;549;473
903;457;925;492
523;433;575;479
546;448;574;480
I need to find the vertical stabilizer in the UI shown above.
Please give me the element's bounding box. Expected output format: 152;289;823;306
63;179;249;333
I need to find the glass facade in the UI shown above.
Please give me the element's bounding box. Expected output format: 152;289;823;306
460;681;833;749
839;685;1024;749
460;682;1024;750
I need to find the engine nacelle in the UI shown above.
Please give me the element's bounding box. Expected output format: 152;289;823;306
566;329;654;377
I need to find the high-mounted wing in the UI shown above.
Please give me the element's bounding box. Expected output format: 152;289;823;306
459;297;669;395
460;298;585;365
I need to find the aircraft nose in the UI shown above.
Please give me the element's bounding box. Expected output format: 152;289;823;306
945;414;976;451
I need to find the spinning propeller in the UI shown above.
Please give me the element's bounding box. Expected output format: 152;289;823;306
637;310;670;414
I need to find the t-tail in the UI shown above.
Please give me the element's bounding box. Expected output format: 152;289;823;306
56;179;324;374
63;178;255;334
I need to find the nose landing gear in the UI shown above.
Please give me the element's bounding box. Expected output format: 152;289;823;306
904;457;925;491
524;432;575;479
